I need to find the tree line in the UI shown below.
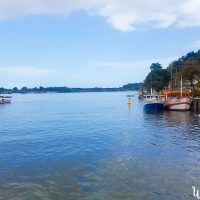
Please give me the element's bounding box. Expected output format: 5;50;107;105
0;83;143;94
144;50;200;92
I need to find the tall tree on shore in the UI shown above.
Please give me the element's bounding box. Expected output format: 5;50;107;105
144;63;170;92
150;62;162;71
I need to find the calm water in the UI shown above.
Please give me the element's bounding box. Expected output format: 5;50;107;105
0;92;200;200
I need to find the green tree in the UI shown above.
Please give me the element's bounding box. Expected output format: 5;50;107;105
12;87;18;92
150;62;162;71
144;63;170;92
21;87;28;93
181;61;200;88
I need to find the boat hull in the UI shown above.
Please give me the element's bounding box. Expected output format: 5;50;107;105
163;97;192;111
143;103;164;111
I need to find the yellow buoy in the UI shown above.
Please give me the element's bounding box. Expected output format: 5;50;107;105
127;98;131;105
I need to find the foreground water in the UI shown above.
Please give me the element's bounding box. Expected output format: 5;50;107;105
0;92;200;200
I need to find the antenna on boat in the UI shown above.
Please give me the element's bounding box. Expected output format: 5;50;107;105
170;64;173;90
175;66;177;87
181;77;183;98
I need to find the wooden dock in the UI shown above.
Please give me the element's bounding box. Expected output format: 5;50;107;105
192;98;200;112
191;88;200;112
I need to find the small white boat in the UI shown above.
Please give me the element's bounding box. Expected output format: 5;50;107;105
0;96;12;104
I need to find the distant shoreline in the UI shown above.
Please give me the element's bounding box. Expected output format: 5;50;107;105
0;83;143;94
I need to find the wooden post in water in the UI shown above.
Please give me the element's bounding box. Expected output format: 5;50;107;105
180;77;183;98
193;98;200;112
192;88;200;112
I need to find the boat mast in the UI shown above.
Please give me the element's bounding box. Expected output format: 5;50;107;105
175;66;177;88
181;77;183;98
171;64;173;90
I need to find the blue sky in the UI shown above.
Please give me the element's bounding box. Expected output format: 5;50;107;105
0;0;200;88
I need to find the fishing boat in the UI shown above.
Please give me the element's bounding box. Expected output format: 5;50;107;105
162;78;192;111
0;96;12;104
143;94;165;111
162;91;192;111
138;90;147;100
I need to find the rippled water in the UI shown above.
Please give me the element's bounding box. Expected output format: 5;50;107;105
0;92;200;200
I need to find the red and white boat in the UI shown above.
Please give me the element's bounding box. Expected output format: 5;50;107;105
163;95;192;111
162;78;192;111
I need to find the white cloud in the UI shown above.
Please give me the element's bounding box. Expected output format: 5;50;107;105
0;0;199;31
178;0;200;27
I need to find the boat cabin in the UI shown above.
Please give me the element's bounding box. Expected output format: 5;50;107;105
161;91;192;100
143;95;165;100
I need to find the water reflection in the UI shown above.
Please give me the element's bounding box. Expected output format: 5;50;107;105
0;93;199;200
0;155;196;200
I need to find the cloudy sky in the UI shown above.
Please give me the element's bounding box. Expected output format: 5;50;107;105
0;0;200;88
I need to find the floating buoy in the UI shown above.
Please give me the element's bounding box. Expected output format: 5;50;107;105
127;98;131;105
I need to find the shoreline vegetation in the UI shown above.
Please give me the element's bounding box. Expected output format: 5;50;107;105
144;50;200;92
1;50;200;95
0;83;143;94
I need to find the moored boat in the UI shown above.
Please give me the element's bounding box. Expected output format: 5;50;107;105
162;91;192;111
138;90;147;100
162;78;193;111
143;94;165;111
0;96;12;104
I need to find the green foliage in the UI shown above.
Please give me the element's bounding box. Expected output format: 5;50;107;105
167;50;200;88
0;88;5;93
197;81;200;88
144;50;200;92
150;62;162;71
144;63;170;91
167;50;200;72
0;83;143;94
12;87;18;92
121;83;143;90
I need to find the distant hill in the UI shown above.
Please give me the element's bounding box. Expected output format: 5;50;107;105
0;83;143;94
144;50;200;92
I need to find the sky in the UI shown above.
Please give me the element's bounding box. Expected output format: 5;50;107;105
0;0;200;88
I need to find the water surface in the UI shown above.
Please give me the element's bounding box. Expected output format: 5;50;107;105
0;92;200;200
